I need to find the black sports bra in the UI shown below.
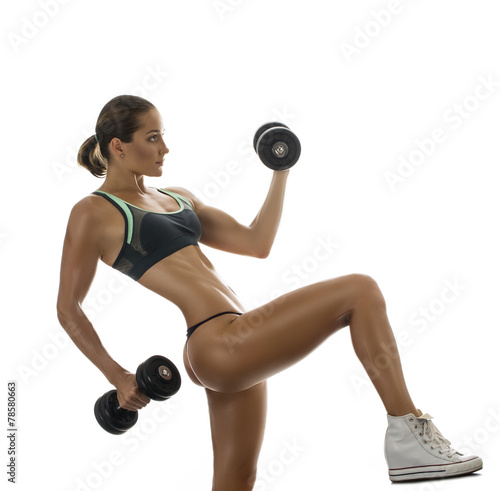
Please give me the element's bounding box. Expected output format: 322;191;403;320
91;188;202;281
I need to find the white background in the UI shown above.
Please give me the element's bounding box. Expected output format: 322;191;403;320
2;0;500;490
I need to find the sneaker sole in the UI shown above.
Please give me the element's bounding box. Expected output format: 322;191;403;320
389;456;483;482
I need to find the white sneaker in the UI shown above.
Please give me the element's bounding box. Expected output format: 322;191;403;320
384;411;483;482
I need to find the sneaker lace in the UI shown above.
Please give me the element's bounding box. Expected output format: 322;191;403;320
417;414;459;458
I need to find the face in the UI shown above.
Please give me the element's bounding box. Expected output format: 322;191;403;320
110;108;169;176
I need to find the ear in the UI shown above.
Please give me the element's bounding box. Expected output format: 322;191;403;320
109;137;125;156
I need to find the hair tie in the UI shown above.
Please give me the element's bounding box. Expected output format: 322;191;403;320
94;134;99;144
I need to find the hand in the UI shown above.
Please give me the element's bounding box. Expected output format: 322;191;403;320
114;370;151;411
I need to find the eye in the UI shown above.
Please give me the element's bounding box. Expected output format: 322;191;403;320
149;132;165;142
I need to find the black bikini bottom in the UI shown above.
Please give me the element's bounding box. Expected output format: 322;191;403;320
186;311;243;341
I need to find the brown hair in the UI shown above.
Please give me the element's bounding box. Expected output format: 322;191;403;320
77;95;156;178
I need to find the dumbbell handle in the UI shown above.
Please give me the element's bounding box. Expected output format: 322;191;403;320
113;398;131;414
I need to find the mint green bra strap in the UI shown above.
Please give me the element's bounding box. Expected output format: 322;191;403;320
92;191;134;244
158;188;193;207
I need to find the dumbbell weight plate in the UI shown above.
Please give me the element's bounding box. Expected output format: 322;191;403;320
256;127;301;171
253;122;289;153
94;390;138;435
136;355;181;401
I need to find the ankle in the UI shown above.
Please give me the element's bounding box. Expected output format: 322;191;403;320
388;407;421;417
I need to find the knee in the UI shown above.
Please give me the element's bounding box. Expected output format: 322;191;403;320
346;273;386;309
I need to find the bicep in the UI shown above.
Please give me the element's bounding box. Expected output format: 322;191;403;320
197;204;257;256
56;201;102;315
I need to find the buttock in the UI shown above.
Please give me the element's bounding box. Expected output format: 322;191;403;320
183;312;243;388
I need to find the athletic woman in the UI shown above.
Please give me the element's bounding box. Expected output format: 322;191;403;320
56;95;482;489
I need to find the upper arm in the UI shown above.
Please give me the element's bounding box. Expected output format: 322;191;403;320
165;187;266;258
56;199;104;316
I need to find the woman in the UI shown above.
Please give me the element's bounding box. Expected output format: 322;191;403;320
56;95;482;489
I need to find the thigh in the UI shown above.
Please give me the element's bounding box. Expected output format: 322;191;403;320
206;381;267;490
187;273;380;392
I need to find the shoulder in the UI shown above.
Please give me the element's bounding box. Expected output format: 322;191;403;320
161;186;203;211
67;194;108;231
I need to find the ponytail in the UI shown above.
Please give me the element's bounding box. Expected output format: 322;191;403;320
77;134;107;178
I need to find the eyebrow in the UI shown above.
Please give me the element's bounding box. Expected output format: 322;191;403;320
145;129;164;135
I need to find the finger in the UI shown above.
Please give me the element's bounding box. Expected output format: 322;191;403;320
117;400;138;411
124;392;149;409
130;386;151;406
117;394;141;411
124;400;142;411
136;393;151;406
131;395;150;409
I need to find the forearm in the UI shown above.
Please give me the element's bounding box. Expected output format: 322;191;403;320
57;305;126;386
250;170;289;255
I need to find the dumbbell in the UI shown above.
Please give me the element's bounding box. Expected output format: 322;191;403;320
253;122;301;171
94;355;181;435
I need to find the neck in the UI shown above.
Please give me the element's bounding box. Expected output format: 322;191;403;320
101;166;150;195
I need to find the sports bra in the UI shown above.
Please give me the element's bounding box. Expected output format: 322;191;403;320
91;187;202;281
